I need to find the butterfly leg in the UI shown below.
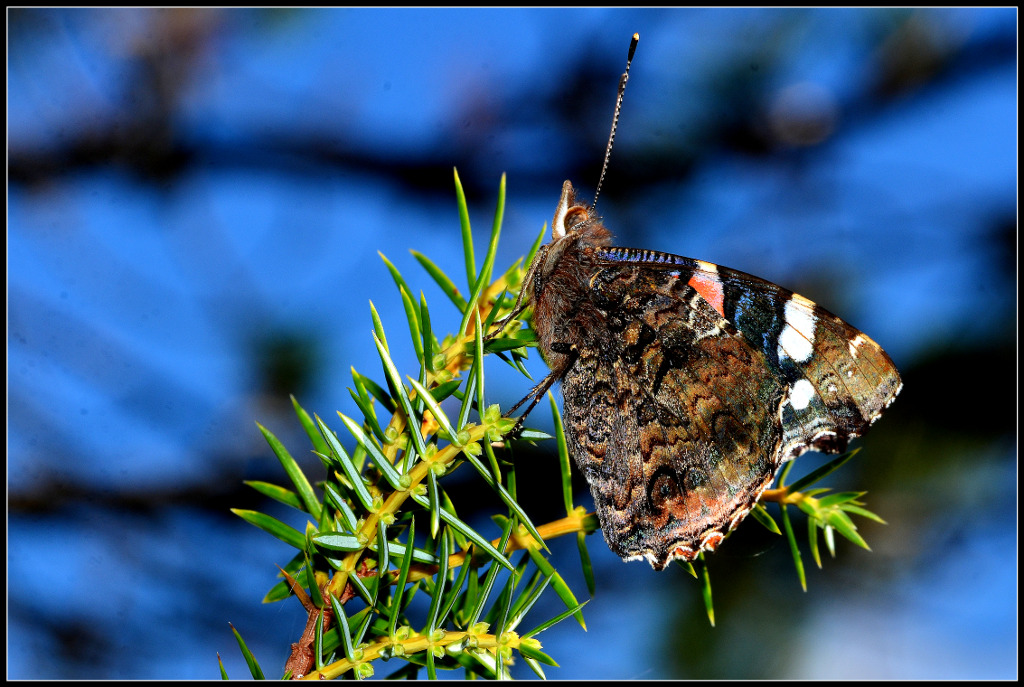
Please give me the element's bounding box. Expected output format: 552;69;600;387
485;299;529;343
503;348;578;436
484;245;549;342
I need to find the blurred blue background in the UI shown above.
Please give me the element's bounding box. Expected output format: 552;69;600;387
8;8;1016;679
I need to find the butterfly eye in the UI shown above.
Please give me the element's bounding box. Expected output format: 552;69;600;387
564;207;588;231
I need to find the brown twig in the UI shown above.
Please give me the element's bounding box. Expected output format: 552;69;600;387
281;561;374;680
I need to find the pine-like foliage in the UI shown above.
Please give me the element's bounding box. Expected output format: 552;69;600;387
226;172;884;680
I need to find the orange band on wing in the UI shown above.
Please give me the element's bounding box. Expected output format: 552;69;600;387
688;266;725;317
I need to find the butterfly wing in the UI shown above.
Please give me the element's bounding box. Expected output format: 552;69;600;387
561;248;901;570
596;248;902;461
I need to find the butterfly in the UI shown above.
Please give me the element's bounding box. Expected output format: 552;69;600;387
491;33;900;569
497;180;901;570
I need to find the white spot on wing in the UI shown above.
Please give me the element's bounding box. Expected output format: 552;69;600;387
777;294;816;363
848;333;867;357
696;260;719;275
789;378;816;410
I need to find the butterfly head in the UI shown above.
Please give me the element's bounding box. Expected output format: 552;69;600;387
551;180;595;240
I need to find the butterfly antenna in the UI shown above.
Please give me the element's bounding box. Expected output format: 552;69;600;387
593;32;639;211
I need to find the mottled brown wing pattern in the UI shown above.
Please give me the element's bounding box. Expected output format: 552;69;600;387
597;250;903;463
561;261;789;569
523;181;901;570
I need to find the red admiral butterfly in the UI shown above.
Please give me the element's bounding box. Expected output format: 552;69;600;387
498;34;902;570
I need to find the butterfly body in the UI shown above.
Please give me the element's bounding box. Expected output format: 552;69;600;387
522;181;902;570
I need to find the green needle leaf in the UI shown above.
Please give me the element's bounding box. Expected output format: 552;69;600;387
460;451;544;552
429;378;463;403
483;335;537;353
409;491;513;571
518;641;559;668
818;491;866;508
352;368;397;414
781;503;807;592
425;532;450;634
438;543;474;628
827;510;869;549
457;367;477;432
787;449;860;492
521;600;589;640
229;623;265;680
808;516;823;568
505;573;552;632
389;516;416;638
465;518;514;627
311;532;363;552
549;393;573;517
376;540;438;566
428;469;441;538
256;423;321;520
408;377;458;445
577;531;595;597
454;169;476;291
420;292;434;373
458;269;489;338
522;655;551;677
348;566;375;608
217;653;229;680
397;284;425;363
330;592;356;663
411;249;468;311
525;547;585;630
338;412;403;490
474;172;505;292
244;480;303;511
348;388;386;443
291;395;329;456
369;300;388;353
699;553;715;627
750;503;781;535
315;414;374;510
372;332;428;458
473;309;487;421
842;504;886;524
426;649;437;680
379;252;419;325
232;509;306;550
